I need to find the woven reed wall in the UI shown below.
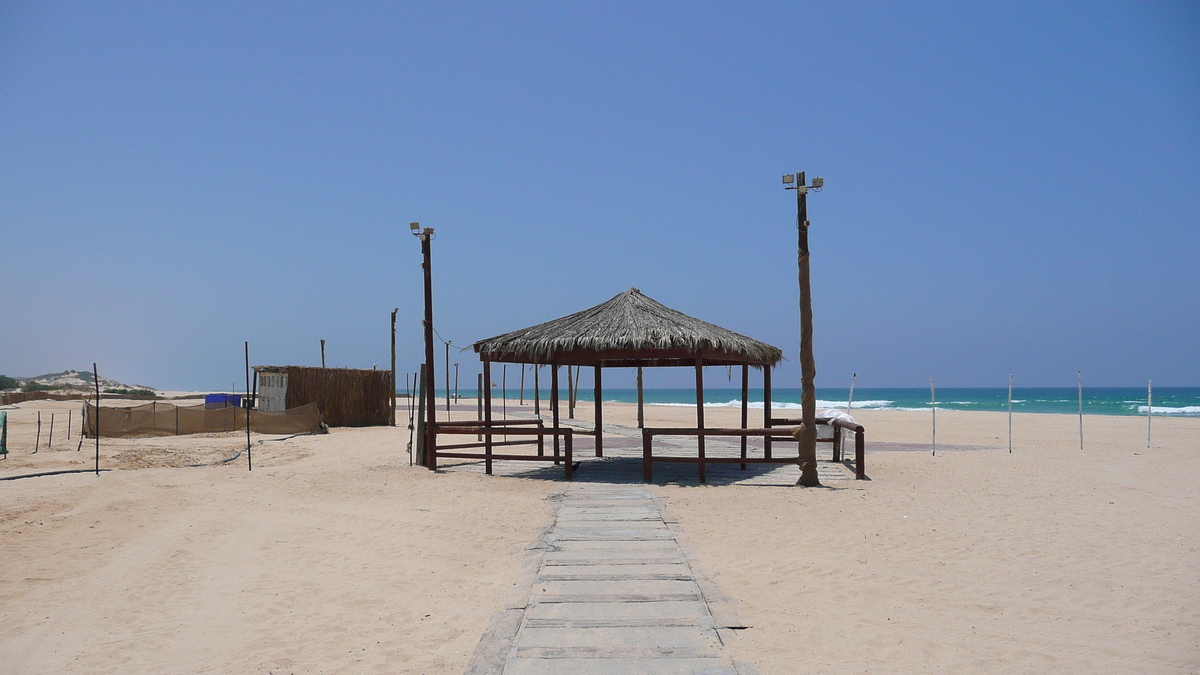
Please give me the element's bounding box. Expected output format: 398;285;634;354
280;366;393;427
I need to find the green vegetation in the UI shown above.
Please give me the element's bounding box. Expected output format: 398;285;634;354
0;375;18;390
21;382;69;392
103;388;157;397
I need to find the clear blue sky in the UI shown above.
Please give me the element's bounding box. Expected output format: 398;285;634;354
2;1;1197;391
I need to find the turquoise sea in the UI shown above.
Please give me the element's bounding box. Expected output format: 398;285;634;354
430;387;1200;417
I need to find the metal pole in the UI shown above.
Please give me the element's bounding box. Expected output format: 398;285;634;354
454;363;460;402
245;341;252;471
321;339;326;368
534;365;541;418
476;373;483;441
794;171;819;486
519;365;525;405
391;309;398;426
445;340;451;416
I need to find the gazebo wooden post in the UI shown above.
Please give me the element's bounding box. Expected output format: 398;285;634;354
594;364;603;457
740;364;749;470
567;366;575;419
636;366;645;429
533;365;541;418
483;359;493;475
763;365;773;459
551;364;561;463
695;360;706;483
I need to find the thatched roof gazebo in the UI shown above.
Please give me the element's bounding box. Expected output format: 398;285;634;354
472;288;784;461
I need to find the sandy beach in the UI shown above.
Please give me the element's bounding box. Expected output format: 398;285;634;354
2;397;1197;673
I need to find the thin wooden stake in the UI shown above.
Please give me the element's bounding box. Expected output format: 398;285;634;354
68;409;72;440
48;413;54;449
930;375;936;457
34;411;40;453
519;365;525;405
1008;374;1013;453
245;341;252;471
1147;378;1152;449
846;372;857;414
93;363;100;475
502;364;507;442
1078;371;1083;450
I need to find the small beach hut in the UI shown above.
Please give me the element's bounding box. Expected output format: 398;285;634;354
471;288;784;472
252;366;393;427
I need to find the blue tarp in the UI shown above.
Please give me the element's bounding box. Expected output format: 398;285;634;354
204;394;242;409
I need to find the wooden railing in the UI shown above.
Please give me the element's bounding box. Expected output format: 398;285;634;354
430;420;575;479
641;418;865;483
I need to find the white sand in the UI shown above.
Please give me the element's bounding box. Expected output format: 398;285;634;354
2;398;1197;673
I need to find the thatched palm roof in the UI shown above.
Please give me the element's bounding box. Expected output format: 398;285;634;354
473;288;783;367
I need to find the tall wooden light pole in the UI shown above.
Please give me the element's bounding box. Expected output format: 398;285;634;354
391;308;398;426
784;171;824;487
412;222;437;469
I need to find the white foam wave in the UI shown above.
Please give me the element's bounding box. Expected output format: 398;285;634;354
654;399;896;410
1138;405;1200;415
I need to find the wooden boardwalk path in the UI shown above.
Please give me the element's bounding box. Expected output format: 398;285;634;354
467;483;760;674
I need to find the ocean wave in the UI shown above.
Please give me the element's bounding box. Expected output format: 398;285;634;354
653;399;896;410
1138;405;1200;415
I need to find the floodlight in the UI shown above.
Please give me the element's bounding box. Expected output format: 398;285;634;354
782;174;795;184
409;221;420;232
811;177;824;188
423;227;434;236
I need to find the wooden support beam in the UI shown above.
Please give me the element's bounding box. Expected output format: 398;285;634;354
740;364;748;470
695;361;706;484
483;360;492;475
551;364;560;463
594;364;603;457
763;365;773;460
636;366;645;429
